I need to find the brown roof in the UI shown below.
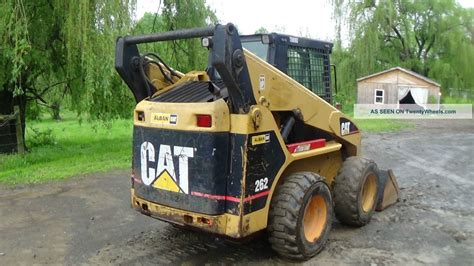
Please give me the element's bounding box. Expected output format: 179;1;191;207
356;67;441;87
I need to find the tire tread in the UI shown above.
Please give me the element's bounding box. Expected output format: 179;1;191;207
333;157;379;226
268;172;330;259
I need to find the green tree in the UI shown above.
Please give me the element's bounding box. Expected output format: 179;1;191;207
255;27;269;34
134;12;165;35
160;0;217;72
133;1;217;73
0;0;136;127
133;12;167;65
1;0;217;150
331;0;474;103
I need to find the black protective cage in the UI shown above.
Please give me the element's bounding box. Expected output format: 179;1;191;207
241;33;334;103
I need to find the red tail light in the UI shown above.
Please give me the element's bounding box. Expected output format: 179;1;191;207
196;114;212;127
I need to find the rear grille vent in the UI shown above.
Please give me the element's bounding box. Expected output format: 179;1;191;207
151;81;226;103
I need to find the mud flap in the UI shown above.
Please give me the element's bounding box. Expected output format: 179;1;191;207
376;169;400;211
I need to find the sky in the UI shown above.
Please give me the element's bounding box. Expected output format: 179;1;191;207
136;0;474;42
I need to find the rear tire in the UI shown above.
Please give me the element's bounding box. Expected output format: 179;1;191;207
333;157;379;227
268;172;333;260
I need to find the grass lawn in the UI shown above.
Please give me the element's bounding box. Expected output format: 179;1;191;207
339;104;413;133
354;118;412;132
0;112;133;185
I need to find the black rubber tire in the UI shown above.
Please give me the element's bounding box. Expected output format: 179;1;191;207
333;156;380;227
268;172;333;260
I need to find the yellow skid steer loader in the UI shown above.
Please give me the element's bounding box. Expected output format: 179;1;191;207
115;23;399;259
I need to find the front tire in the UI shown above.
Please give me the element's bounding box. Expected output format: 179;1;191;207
268;172;333;260
333;157;379;227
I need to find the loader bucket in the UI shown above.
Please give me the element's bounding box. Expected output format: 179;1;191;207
376;169;400;211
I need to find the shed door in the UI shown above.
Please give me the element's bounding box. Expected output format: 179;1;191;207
398;87;428;108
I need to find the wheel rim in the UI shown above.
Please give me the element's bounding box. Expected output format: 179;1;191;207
361;173;377;213
303;194;327;242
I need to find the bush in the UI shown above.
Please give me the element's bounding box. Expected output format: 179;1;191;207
27;127;57;147
333;92;356;115
441;96;473;104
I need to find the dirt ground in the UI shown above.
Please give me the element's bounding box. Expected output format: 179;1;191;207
1;118;473;265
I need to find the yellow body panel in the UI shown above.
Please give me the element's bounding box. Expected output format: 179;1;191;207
131;49;362;238
244;49;360;155
134;98;230;132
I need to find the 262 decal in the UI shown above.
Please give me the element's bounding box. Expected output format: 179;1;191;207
254;177;269;192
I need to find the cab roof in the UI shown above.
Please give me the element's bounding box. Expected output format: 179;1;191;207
241;33;333;52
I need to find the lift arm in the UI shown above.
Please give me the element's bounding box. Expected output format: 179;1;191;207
115;23;255;113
